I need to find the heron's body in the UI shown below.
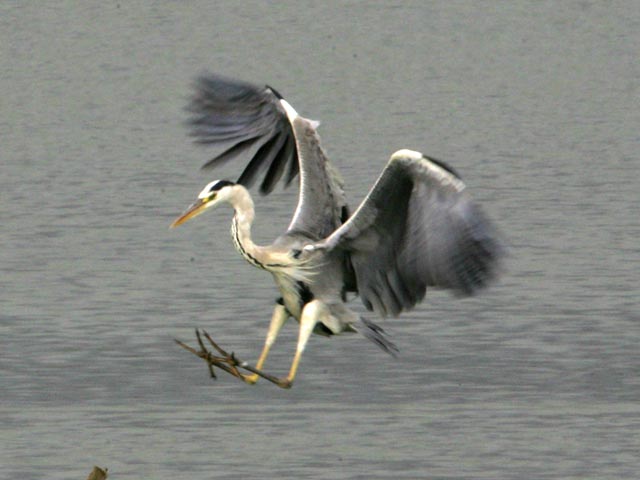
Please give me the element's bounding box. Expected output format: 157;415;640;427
228;184;352;333
171;74;505;387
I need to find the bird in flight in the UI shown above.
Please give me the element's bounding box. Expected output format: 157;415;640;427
171;74;504;388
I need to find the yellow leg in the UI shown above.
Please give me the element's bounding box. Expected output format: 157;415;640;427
279;300;325;388
243;303;289;384
182;301;327;389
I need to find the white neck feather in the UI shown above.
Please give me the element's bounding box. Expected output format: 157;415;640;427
228;186;266;268
226;184;314;282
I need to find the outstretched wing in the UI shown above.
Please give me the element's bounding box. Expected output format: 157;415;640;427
187;74;297;194
187;74;346;240
319;149;505;317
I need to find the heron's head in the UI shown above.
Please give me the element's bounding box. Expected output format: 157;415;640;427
170;179;236;227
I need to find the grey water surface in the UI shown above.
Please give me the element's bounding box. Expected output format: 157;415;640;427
2;2;639;479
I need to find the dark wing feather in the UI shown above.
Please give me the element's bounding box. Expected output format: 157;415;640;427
236;132;282;187
320;151;505;317
187;74;298;192
200;136;261;170
261;133;295;194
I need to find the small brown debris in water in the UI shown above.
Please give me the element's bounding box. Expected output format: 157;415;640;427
86;466;108;480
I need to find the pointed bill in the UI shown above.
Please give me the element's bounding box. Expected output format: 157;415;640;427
170;198;209;228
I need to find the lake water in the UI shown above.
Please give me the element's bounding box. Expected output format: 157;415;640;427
2;2;639;479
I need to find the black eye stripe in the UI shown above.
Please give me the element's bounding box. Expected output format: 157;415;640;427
209;179;235;192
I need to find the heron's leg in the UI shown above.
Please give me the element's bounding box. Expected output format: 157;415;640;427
175;302;325;389
277;299;325;388
242;303;289;384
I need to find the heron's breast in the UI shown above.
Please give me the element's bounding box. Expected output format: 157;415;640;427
274;276;314;320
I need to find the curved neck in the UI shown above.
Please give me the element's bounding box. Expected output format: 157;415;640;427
228;186;266;269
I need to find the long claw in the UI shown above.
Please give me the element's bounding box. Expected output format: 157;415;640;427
202;330;232;358
195;329;217;379
175;329;295;388
174;333;241;380
199;329;244;378
234;360;292;388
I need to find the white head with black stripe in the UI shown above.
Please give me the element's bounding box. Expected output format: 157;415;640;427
170;179;237;227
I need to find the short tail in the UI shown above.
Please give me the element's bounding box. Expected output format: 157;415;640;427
358;317;398;357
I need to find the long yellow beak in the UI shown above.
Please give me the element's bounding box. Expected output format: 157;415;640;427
170;198;209;228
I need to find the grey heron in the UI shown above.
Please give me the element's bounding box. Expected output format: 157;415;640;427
171;74;504;388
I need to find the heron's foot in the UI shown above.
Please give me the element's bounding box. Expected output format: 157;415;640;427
175;329;293;388
240;372;260;385
174;329;246;381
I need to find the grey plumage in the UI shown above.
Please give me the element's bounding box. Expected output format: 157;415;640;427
172;73;505;388
319;151;504;317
